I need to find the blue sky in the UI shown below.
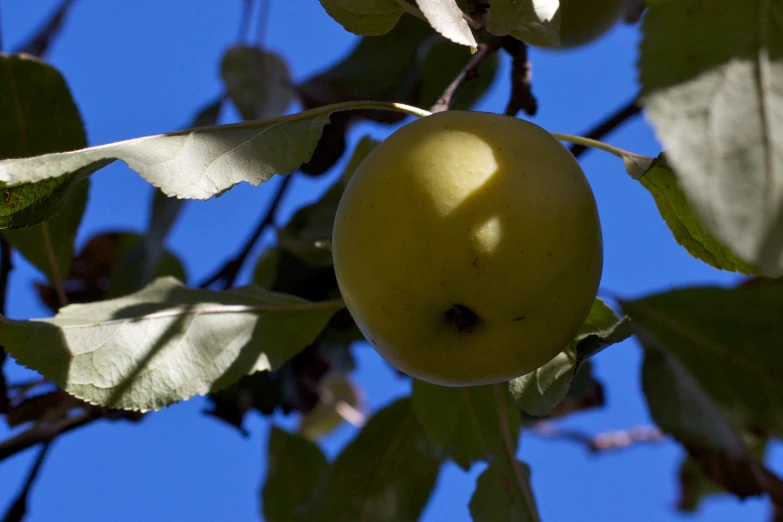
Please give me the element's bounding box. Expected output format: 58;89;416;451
1;1;780;521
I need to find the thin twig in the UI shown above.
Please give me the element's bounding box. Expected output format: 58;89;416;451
569;98;642;158
530;421;665;453
500;37;537;117
198;174;294;289
14;0;78;58
237;0;255;42
256;0;271;47
40;222;68;308
0;236;13;415
430;38;503;113
2;441;54;522
0;410;93;462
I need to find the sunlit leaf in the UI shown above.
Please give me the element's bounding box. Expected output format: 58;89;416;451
261;427;328;522
639;0;783;276
486;0;561;47
0;102;420;228
0;276;343;411
639;155;758;275
417;0;477;48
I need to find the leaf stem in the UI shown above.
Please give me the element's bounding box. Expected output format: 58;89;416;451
40;222;68;308
493;383;540;522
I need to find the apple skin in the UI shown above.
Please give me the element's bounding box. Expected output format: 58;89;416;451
332;111;602;386
557;0;623;49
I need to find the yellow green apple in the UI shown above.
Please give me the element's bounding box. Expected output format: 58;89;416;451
332;111;603;386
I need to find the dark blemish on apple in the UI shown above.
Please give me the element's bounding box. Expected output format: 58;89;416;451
547;251;552;257
472;257;479;267
444;304;481;333
512;315;525;321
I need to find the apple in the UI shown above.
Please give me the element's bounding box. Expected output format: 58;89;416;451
557;0;623;49
332;111;602;386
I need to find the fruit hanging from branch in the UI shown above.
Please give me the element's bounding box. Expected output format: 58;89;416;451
332;110;603;386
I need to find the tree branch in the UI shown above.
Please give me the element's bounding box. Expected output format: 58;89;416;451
237;0;254;42
14;0;78;58
0;407;143;463
2;441;53;522
429;38;503;113
531;421;665;453
569;98;642;158
0;235;13;415
500;37;537;117
198;174;294;289
0;411;93;462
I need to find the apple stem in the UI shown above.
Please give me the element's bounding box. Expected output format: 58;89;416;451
551;132;650;164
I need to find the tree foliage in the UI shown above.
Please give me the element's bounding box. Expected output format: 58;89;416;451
1;1;782;521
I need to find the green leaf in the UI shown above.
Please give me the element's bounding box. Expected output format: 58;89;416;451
637;330;783;503
0;276;343;411
278;136;379;267
676;432;768;512
417;0;477;48
621;286;783;438
0;53;89;264
4;179;89;284
469;447;540;522
299;17;432;104
221;46;292;121
253;247;281;289
486;0;561;47
107;230;188;298
318;0;404;35
412;381;519;469
638;0;783;276
639;155;758;274
509;298;633;416
305;398;444;522
261;427;328;522
418;37;499;110
108;185;186;297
